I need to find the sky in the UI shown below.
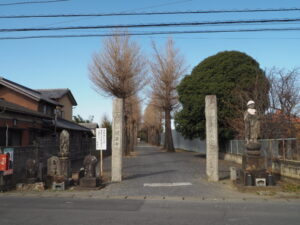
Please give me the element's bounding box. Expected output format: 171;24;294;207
0;0;300;124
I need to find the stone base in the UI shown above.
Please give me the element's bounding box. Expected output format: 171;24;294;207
79;177;99;188
242;154;266;171
16;182;45;191
52;181;66;191
239;169;275;186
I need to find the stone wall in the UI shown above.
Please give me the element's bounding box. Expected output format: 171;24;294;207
220;153;243;164
272;159;300;180
222;152;300;180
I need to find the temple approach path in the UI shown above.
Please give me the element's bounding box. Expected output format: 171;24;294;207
93;143;252;199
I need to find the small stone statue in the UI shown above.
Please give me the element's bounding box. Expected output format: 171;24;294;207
244;100;260;144
83;155;98;178
59;129;70;157
47;156;61;177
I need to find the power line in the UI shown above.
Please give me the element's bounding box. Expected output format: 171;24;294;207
0;0;69;7
121;0;193;12
1;27;300;40
1;7;300;19
1;18;300;33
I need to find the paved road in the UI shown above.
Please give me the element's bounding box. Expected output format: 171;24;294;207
1;144;300;224
0;196;299;225
97;143;249;199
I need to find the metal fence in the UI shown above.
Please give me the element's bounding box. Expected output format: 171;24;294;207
225;138;300;161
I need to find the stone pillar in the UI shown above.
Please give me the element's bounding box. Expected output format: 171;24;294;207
111;98;124;182
205;95;219;181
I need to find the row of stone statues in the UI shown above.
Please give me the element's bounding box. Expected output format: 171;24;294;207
24;129;99;190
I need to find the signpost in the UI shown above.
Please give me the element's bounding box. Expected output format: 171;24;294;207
96;128;107;178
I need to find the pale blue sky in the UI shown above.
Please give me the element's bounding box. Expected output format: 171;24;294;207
0;0;300;123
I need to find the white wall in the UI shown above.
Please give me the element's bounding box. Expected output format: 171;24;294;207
161;130;206;153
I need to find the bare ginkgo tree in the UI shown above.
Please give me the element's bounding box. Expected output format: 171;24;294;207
89;31;147;155
143;98;163;146
150;38;186;152
124;95;142;155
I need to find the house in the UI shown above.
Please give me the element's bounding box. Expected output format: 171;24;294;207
0;77;62;117
0;99;52;146
36;89;77;121
79;123;99;136
0;77;93;154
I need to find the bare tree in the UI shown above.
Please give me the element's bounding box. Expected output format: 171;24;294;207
124;95;142;155
89;31;147;155
89;31;147;99
266;67;300;138
143;98;163;146
150;38;186;152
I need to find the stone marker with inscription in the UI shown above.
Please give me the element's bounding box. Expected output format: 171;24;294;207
205;95;219;182
111;98;124;182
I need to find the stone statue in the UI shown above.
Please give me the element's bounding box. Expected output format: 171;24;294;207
244;100;260;144
59;129;70;157
47;156;61;177
83;155;98;178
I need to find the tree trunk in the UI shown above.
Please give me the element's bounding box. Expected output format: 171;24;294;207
164;108;175;152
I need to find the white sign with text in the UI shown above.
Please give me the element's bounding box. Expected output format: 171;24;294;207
96;128;107;150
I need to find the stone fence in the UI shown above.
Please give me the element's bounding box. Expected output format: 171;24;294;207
223;138;300;180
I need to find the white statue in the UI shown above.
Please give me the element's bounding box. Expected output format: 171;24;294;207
244;100;260;144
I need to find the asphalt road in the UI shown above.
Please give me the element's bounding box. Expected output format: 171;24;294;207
0;196;299;225
1;144;300;224
96;143;247;199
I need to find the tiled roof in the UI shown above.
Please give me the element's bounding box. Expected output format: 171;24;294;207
56;118;92;132
0;99;51;118
0;77;61;106
79;123;99;129
37;89;77;106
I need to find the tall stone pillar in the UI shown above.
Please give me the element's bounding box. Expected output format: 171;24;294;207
111;98;124;182
205;95;219;181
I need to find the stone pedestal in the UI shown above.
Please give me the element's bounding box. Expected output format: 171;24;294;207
79;177;98;188
52;181;65;191
242;154;266;171
59;157;71;179
241;153;270;186
240;169;268;186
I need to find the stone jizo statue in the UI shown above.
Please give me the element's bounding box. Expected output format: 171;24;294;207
244;100;260;144
83;155;98;178
47;156;61;177
59;129;70;157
